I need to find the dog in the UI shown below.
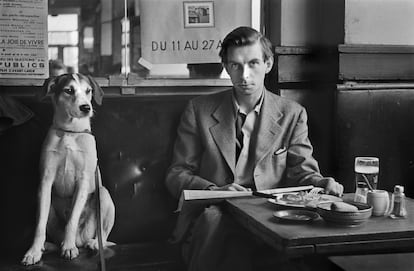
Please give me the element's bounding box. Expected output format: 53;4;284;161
22;73;115;265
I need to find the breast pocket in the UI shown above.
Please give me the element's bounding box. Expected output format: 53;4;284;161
272;146;288;171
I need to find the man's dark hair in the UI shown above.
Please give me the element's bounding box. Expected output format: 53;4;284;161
219;26;273;63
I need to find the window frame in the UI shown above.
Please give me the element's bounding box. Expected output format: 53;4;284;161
0;0;265;88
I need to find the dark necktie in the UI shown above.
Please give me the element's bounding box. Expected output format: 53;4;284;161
236;112;246;160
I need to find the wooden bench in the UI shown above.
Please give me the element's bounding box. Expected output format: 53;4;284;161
0;95;189;270
0;86;337;269
0;242;183;271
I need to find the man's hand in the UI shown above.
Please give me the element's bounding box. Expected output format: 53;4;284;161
210;183;250;191
319;177;344;196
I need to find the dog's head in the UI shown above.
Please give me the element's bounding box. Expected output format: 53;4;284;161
40;73;104;118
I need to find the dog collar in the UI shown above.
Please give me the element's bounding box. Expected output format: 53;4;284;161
52;126;93;135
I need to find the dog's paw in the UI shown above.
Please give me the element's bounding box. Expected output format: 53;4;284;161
61;242;79;260
21;248;43;265
85;239;99;250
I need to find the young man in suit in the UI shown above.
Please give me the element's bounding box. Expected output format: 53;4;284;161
166;26;343;271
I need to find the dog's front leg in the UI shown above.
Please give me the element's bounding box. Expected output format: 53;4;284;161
61;177;90;260
21;175;54;265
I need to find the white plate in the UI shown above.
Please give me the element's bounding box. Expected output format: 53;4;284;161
268;192;343;209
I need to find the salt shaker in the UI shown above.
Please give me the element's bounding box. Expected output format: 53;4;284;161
389;185;407;219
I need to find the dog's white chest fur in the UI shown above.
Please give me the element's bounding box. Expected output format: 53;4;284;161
42;129;97;197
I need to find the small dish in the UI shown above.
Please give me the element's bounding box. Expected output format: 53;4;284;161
273;209;320;223
316;201;372;227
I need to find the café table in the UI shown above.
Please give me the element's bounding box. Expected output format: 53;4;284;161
225;194;414;258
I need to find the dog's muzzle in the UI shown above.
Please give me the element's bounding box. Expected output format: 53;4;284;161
79;104;91;114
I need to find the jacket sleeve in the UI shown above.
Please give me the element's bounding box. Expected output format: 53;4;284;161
285;107;324;186
165;100;216;199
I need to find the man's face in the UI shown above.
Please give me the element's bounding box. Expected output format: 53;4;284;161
224;41;273;98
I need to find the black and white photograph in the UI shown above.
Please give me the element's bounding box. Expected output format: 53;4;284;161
1;0;414;271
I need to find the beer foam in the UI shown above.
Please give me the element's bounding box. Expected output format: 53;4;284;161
355;165;379;174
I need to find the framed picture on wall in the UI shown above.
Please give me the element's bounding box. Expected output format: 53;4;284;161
183;1;214;28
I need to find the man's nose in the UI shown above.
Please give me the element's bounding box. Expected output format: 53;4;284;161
242;64;251;79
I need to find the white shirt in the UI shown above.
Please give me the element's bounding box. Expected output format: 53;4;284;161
232;91;264;188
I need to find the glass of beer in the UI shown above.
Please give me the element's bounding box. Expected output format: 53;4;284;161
354;157;379;203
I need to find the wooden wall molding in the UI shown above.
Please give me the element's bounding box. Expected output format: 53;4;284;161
339;44;414;81
274;46;338;83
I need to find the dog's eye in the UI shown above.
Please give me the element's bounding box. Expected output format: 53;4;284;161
63;88;74;95
86;88;92;95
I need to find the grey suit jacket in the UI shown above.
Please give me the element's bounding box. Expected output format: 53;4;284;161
165;89;324;242
166;89;324;199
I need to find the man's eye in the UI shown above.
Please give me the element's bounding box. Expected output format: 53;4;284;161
249;61;260;67
63;88;74;95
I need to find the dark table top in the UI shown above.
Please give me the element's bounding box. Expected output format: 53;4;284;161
225;194;414;257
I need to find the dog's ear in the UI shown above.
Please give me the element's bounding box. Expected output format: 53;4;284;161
37;76;58;101
86;75;104;105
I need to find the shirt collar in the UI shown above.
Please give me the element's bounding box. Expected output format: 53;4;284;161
232;88;265;117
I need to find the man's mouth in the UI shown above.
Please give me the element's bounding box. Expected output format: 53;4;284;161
239;83;252;88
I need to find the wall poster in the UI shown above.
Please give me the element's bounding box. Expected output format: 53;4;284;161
139;0;252;66
0;0;48;79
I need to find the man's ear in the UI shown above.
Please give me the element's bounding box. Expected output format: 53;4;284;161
37;76;58;101
86;75;104;105
265;56;274;74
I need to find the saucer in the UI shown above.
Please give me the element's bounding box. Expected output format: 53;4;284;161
273;209;320;223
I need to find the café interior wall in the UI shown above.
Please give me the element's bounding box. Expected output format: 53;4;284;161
267;0;414;198
335;86;414;199
345;0;414;45
266;0;344;182
339;0;414;196
270;0;414;47
267;0;344;47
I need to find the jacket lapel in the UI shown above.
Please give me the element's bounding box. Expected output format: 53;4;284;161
210;91;236;176
255;91;283;164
